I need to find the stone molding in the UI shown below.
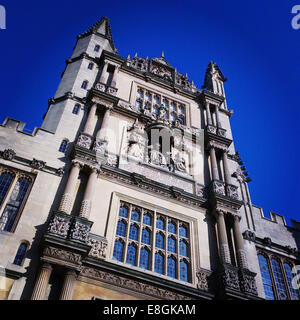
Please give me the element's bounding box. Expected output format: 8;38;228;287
80;267;192;300
43;246;82;265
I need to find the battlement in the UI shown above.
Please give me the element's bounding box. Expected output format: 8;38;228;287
1;117;54;137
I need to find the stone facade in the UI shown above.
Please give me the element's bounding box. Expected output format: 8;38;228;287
0;17;299;301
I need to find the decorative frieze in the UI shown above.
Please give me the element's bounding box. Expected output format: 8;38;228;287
196;269;211;291
80;267;192;300
69;217;93;243
43;246;82;264
211;180;226;196
221;264;240;291
225;184;239;200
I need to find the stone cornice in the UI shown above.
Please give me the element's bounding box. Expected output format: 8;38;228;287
0;148;65;177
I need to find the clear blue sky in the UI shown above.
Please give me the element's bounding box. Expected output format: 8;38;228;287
0;1;299;224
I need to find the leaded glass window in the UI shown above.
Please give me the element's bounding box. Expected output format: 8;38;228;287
72;104;80;115
167;256;176;278
284;263;300;300
13;242;28;266
271;258;288;300
59;140;68;153
0;177;31;232
136;87;186;124
258;254;275;300
113;201;191;283
0;172;14;205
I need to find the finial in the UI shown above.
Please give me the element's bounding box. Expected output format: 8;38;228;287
161;51;165;58
185;73;188;78
127;54;131;60
134;52;137;58
146;56;149;60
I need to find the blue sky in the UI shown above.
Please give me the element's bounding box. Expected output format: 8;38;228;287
0;1;299;224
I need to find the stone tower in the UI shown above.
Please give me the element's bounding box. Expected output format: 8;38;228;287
0;17;299;301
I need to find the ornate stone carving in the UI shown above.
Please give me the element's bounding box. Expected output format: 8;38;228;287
239;269;258;296
207;124;217;134
43;246;81;264
149;147;167;167
285;245;297;255
80;267;191;300
263;237;272;247
56;167;65;177
106;87;117;96
173;152;187;172
243;230;256;241
196;269;210;291
30;158;46;170
77;133;93;149
69;220;91;242
106;154;118;167
217;128;227;137
150;64;172;81
2;149;16;161
211;180;226;196
88;235;108;259
221;265;240;291
47;212;71;238
94;82;106;92
226;184;239;200
196;184;208;199
93;138;108;156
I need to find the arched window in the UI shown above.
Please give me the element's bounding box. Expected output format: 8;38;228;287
154;252;164;274
143;213;151;226
131;209;140;222
59;140;68;153
81;80;88;89
167;256;176;278
168;236;176;253
88;63;94;70
94;45;100;52
126;244;136;266
129;224;138;241
72;104;80;115
0;172;14;205
141;228;150;245
168;221;176;234
113;239;124;261
179;240;188;256
13;242;28;266
180;260;188;282
1;177;31;232
156;217;164;230
258;254;275;300
179;225;187;237
119;205;128;218
116;220;126;237
271;258;288;300
283;263;300;300
140;247;150;270
155;232;164;249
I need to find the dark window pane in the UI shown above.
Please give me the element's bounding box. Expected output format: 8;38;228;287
13;242;28;265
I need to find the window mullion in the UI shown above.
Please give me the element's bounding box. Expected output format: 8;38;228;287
123;205;132;263
164;218;168;276
151;210;156;272
137;209;143;267
177;221;180;280
0;173;18;225
269;257;279;300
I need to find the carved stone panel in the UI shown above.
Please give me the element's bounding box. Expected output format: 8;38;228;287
77;133;93;149
47;212;72;238
87;235;108;259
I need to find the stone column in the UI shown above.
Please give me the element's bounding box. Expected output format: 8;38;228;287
216;210;231;264
83;103;97;136
79;167;98;219
59;270;76;300
233;215;248;269
222;151;232;185
58;161;81;214
209;146;219;180
215;105;222;128
110;66;119;88
31;263;52;300
205;102;212;126
99;61;109;84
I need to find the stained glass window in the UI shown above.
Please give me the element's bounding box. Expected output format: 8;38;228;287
155;232;164;249
142;228;150;245
116;220;126;237
126;244;136;265
113;239;124;261
168;236;176;253
72;104;80;115
113;201;191;282
180;260;188;282
81;81;88;89
13;242;28;266
167;256;176;278
129;224;138;241
140;247;150;270
155;252;164;274
59;140;68;153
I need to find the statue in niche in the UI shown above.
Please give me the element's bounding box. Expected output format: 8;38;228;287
149;143;167;167
174;152;187;172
